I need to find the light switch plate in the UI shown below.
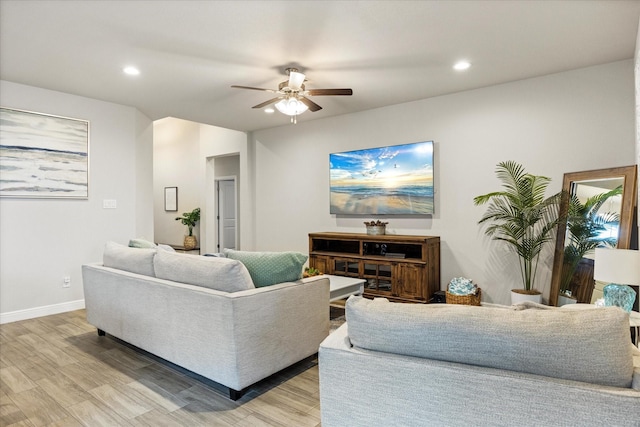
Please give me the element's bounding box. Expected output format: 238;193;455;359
103;199;117;209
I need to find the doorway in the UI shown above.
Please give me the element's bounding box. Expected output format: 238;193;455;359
216;177;237;252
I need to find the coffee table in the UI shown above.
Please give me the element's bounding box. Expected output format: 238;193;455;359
325;275;365;302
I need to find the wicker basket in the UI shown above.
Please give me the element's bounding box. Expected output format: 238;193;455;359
446;288;482;306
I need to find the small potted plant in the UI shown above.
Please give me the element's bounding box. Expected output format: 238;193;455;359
303;267;323;278
175;207;200;250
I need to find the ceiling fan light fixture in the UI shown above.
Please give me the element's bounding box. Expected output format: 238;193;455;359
287;70;306;90
275;97;308;116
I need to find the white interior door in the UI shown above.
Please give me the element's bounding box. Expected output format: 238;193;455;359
217;178;237;251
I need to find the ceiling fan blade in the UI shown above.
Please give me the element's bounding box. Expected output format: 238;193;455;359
231;85;278;93
288;71;306;91
252;97;282;109
307;88;353;96
299;96;322;112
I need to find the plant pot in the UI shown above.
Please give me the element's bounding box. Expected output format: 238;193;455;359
183;235;197;250
510;289;542;305
366;225;386;235
557;294;577;307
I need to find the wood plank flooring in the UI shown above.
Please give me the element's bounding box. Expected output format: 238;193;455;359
0;310;323;426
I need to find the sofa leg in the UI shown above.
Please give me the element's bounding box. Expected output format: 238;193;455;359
229;388;243;400
97;329;105;336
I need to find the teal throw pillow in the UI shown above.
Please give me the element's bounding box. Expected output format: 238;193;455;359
128;238;157;249
223;249;308;287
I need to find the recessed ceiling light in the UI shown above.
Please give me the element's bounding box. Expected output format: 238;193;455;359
123;66;140;76
264;108;275;114
453;61;471;71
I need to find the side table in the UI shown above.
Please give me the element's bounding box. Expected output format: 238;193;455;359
630;311;640;348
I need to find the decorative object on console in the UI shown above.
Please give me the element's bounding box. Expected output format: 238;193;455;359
175;207;200;250
474;161;561;304
330;141;434;215
364;220;388;235
594;248;640;313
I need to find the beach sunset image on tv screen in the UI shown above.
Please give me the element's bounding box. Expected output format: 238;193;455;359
330;141;434;215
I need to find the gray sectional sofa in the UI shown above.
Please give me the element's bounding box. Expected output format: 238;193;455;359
82;242;330;400
319;296;640;427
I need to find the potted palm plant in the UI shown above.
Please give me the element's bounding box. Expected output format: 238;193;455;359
558;186;622;300
474;161;561;304
175;207;200;250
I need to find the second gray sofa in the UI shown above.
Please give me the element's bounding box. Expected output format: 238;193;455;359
319;296;640;426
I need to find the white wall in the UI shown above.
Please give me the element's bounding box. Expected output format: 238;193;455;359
153;118;201;246
153;118;250;253
0;80;153;322
250;60;636;305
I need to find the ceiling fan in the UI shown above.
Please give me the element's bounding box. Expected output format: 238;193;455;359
231;68;353;123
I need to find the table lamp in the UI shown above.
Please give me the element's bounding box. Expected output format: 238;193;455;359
594;248;640;313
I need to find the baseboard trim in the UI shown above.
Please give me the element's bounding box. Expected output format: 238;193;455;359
0;299;85;324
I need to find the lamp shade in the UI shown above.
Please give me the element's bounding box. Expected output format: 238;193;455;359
594;248;640;285
275;97;308;116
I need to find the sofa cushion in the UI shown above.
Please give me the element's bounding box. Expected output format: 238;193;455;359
346;296;634;388
103;241;156;277
223;249;307;287
154;250;254;293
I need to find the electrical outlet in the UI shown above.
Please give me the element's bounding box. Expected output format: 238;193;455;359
63;276;71;288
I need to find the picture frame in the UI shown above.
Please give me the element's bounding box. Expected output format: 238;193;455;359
0;107;90;199
164;186;178;211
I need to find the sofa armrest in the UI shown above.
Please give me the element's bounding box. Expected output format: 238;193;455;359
227;276;330;387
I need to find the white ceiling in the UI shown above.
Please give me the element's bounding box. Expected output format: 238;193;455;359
1;1;639;132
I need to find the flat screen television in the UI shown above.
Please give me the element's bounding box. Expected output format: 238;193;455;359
329;141;434;215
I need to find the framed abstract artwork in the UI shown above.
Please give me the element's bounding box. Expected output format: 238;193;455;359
0;107;90;199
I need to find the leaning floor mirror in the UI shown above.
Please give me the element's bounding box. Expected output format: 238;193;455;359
549;165;638;307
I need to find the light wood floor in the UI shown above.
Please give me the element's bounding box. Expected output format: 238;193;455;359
0;309;323;427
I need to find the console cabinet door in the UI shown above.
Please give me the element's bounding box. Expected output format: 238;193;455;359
310;255;330;275
393;263;426;300
332;258;360;277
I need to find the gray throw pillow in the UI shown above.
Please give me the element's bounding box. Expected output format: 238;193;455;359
154;250;254;293
103;241;156;277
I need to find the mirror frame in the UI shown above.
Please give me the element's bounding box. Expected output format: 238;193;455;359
549;165;638;306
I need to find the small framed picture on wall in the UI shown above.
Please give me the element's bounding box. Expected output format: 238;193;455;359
164;187;178;211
